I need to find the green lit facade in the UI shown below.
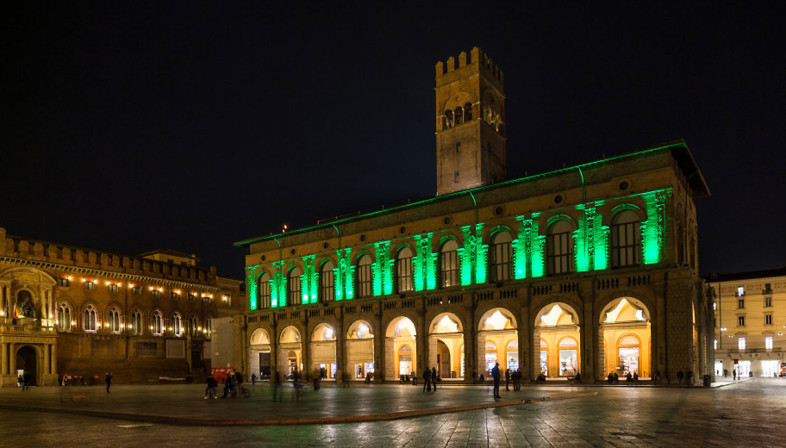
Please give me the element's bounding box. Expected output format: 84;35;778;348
236;48;714;386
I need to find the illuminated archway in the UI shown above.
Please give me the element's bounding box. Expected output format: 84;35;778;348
599;297;651;378
385;317;417;380
277;326;302;378
310;323;336;380
534;303;581;379
477;308;518;377
249;328;272;380
346;319;374;380
428;313;464;380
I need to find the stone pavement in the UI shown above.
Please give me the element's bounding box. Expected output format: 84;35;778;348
0;377;783;447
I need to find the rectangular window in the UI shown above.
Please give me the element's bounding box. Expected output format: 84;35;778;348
738;337;746;351
440;250;459;288
611;220;640;267
288;276;302;305
151;289;160;297
737;315;745;327
764;297;772;307
84;281;95;291
131;285;141;295
171;292;179;300
357;264;372;298
490;242;512;282
260;282;272;308
108;284;118;293
737;286;744;296
765;336;773;350
396;256;414;293
738;299;744;309
714;339;718;350
547;230;573;274
765;314;772;325
58;277;71;287
320;270;334;302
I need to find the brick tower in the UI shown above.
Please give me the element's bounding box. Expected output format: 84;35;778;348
435;47;506;196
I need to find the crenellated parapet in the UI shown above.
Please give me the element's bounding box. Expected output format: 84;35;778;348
435;47;504;91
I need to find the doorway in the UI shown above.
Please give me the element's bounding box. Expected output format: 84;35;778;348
16;346;37;386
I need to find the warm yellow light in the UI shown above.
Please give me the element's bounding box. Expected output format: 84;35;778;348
71;321;76;326
67;275;72;281
104;323;109;327
117;282;123;287
149;325;153;330
0;311;4;316
81;278;86;283
202;329;207;333
49;314;53;318
128;283;135;288
149;286;153;291
197;326;202;331
105;281;111;285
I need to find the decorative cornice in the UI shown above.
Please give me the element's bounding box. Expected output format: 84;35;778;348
0;256;225;293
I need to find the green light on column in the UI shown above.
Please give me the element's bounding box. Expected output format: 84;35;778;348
474;224;487;284
373;241;391;296
593;212;609;270
336;248;353;300
246;265;259;310
530;216;544;278
642;189;671;264
574;214;589;273
460;226;473;285
272;260;285;307
413;234;433;291
513;217;528;279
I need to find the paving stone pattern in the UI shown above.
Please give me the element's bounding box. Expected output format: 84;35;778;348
0;378;783;447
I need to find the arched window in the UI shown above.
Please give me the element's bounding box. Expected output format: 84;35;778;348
152;310;163;336
108;307;121;333
454;106;463;125
83;305;97;332
130;310;143;335
439;240;459;288
287;267;302;306
57;303;71;331
444;109;454;128
190;315;199;337
320;261;335;302
356;255;372;298
205;316;213;337
172;313;183;337
259;273;271;309
611;210;641;267
547;220;573;275
464;102;473;121
489;232;512;282
396;247;414;293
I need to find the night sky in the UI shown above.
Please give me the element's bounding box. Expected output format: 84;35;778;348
7;2;785;279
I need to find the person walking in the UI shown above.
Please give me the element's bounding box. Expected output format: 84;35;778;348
105;372;112;393
251;373;256;386
505;368;510;391
431;367;438;391
423;368;431;392
272;371;282;402
491;363;501;398
677;369;684;386
204;375;218;399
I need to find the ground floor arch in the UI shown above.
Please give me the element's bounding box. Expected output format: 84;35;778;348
599;297;652;379
310;323;336;380
277;326;302;378
477;308;519;377
248;328;272;379
428;313;463;380
534;302;581;379
16;346;37;386
384;316;416;380
346;319;374;380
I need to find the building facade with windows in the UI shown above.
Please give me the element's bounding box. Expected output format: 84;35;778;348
236;47;714;384
0;229;243;387
709;268;786;378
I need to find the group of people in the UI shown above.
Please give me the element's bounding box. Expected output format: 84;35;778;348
204;370;246;399
422;367;439;391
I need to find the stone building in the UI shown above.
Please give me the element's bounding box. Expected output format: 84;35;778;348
0;228;243;387
236;47;714;384
709;268;786;378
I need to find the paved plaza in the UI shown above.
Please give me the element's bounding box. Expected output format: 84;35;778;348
0;378;783;447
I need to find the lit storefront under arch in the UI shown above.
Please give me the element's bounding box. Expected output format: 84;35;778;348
385;316;416;380
310;323;336;379
599;297;651;378
346;319;374;379
428;313;464;380
534;303;581;379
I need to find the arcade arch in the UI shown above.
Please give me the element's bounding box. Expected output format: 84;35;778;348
477;308;518;376
277;326;302;377
385;316;417;380
310;323;336;380
534;303;581;378
249;328;272;379
346;319;374;380
599;297;651;378
428;313;463;380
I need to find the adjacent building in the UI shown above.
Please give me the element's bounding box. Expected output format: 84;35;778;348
709;268;786;378
236;48;715;384
0;228;244;387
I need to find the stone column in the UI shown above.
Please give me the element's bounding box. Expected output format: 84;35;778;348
43;344;50;377
518;298;531;383
336;306;345;384
373;306;384;383
301;316;310;381
1;343;7;375
582;291;596;383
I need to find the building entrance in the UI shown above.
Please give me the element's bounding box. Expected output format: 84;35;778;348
16;346;37;386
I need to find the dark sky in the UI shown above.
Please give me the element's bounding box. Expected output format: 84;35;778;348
6;2;785;279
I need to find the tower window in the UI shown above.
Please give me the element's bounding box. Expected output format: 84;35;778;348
454;106;463;125
464;102;472;120
444;109;454;129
